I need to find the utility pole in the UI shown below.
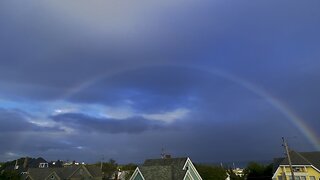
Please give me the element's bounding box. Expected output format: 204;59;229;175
282;137;295;180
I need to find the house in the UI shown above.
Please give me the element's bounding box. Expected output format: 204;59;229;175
272;151;320;180
117;170;130;180
22;164;102;180
1;157;48;174
232;168;244;177
129;157;202;180
48;160;64;168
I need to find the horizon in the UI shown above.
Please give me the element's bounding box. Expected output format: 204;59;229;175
0;0;319;164
1;155;273;168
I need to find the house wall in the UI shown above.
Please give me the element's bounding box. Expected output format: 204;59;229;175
45;173;60;180
273;166;320;180
185;160;201;180
184;172;193;180
133;172;144;180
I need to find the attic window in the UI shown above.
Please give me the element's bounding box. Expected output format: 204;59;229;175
50;175;55;180
39;163;48;168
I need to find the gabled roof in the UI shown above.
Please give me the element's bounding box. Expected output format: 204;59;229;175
86;165;103;177
274;151;320;170
28;157;47;168
139;165;172;180
280;151;312;166
26;165;102;180
273;158;284;173
135;157;189;180
1;157;47;173
298;152;320;170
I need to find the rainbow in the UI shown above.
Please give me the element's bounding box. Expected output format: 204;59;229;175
59;64;320;150
208;68;320;150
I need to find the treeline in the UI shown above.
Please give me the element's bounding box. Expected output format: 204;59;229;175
0;161;20;179
98;159;274;180
195;162;273;180
1;158;273;180
96;159;137;180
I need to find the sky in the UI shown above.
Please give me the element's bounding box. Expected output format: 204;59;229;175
0;0;320;164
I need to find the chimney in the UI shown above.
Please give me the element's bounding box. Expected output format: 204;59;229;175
14;159;19;170
23;157;28;169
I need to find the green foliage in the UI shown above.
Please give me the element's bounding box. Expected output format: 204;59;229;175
0;160;15;172
120;163;138;180
195;164;228;180
95;159;118;179
121;163;137;171
244;162;273;180
0;170;21;180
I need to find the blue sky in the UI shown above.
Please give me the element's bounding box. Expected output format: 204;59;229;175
0;0;319;164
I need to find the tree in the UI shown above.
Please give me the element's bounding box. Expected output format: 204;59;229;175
120;163;137;180
0;170;20;180
244;162;273;180
195;164;228;180
96;159;118;180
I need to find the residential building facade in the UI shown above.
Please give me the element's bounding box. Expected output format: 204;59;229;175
272;151;320;180
130;157;202;180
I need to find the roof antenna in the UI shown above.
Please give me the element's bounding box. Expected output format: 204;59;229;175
161;148;165;159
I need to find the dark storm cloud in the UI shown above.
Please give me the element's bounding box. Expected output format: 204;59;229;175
50;113;170;134
66;66;212;111
0;0;320;163
0;108;61;132
0;0;319;103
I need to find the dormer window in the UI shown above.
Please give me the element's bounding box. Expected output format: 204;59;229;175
39;163;48;168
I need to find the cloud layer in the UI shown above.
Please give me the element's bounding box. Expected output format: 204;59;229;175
0;0;319;163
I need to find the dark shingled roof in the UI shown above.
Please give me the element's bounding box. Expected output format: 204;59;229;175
138;157;188;180
274;151;320;171
27;168;58;180
86;164;103;177
1;157;47;173
298;152;320;170
139;166;172;180
273;158;285;173
25;165;102;180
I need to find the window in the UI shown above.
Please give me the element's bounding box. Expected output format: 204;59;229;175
50;175;55;180
278;176;283;180
293;167;303;172
310;176;316;180
288;176;307;180
39;163;48;168
288;176;300;180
